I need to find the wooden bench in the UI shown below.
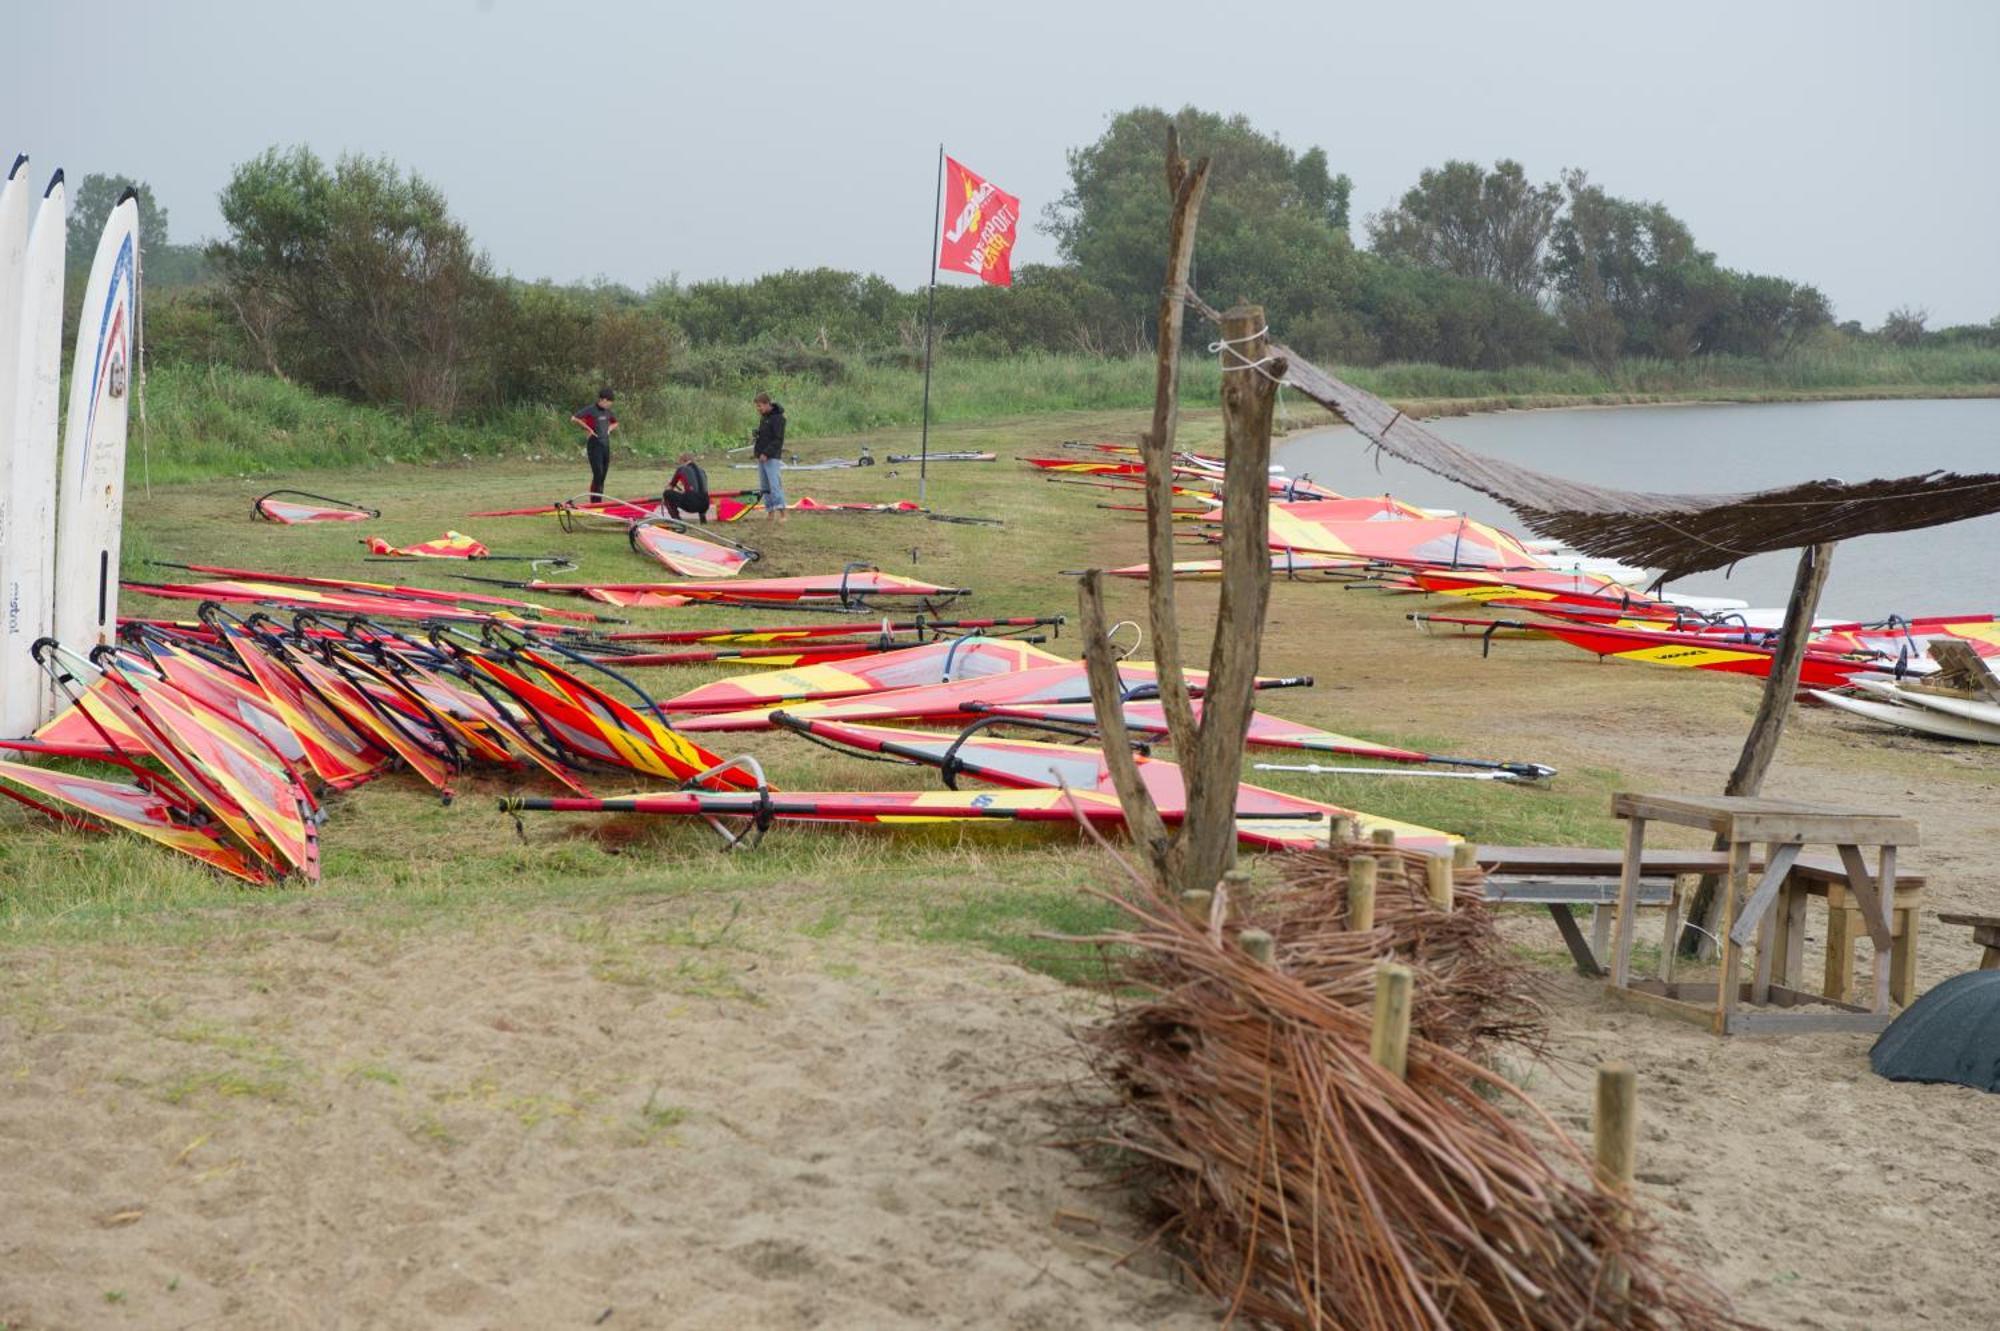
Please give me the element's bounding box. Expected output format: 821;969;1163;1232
1476;843;1925;999
1938;912;2000;970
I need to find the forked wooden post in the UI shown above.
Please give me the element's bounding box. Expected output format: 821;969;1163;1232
1594;1061;1638;1304
1348;856;1378;931
1370;962;1413;1078
1426;856;1454;913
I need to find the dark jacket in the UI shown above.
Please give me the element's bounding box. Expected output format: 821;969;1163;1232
669;460;709;505
751;404;786;460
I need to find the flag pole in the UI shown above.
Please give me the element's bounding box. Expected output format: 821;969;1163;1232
917;143;943;506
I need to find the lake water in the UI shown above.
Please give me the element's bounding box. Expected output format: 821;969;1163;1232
1274;398;2000;617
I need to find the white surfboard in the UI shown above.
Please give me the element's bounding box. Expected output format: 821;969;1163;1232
1852;678;2000;730
1;171;64;736
52;190;139;653
0;154;29;404
1811;688;2000;745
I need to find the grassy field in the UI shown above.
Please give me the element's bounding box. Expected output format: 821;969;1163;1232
135;341;2000;483
4;405;1654;975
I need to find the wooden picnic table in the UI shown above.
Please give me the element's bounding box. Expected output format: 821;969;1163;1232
1603;793;1919;1036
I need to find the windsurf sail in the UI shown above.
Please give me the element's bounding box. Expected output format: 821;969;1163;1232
628;519;758;578
965;699;1555;779
367;531;491;559
253;490;379;524
770;715;1454;851
673;660;1313;732
659;637;1067;712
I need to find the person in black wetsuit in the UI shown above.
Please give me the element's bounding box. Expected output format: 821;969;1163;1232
663;452;710;522
571;389;618;499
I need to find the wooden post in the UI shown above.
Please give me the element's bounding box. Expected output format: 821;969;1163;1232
1594;1061;1638;1305
1136;128;1212;755
1681;541;1836;955
1078;570;1172;880
1240;928;1275;966
1179;889;1213;928
1370;963;1413;1079
1452;841;1477;871
1369;826;1397;848
1425;856;1454;913
1348;856;1377;931
1174;301;1286;900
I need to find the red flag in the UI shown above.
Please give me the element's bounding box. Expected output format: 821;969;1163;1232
938;156;1020;287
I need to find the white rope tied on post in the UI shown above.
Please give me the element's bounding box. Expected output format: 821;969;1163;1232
1207;327;1289;385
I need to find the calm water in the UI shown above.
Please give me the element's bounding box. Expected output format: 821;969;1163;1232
1275;398;2000;616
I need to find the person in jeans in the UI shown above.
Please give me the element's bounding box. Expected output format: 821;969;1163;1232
750;391;787;521
662;452;710;522
571;388;618;499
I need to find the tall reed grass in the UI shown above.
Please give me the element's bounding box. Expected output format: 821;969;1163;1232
133;344;2000;483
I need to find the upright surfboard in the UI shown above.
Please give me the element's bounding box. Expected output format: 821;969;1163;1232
53;190;138;652
0;154;29;407
1;172;65;736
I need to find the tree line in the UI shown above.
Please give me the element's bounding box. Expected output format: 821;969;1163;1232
119;109;1997;421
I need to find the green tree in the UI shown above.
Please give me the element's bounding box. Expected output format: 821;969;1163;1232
66;172;209;287
1547;170;1711;361
1366;160;1561;300
1044;106;1355;334
210;146;497;415
1880;305;1928;346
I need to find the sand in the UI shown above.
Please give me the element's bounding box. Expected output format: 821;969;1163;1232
0;920;1213;1329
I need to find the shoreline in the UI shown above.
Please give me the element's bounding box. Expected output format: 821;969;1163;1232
1374;381;2000;422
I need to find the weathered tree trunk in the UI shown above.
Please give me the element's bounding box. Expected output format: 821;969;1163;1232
1081;128;1212;888
1679;540;1836;955
1078;570;1173;879
1139;127;1211;757
1176;305;1284;893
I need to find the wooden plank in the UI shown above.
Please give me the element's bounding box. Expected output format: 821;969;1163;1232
1796;856;1924;889
1484;880;1673;906
1476;845;1746;876
1751;854;1779;1005
1604;982;1718;1031
1725;1008;1892;1037
1780;885;1808;992
1715;839;1753;1026
1548;905;1604;977
1891;881;1919;1007
1835;844;1895;952
1659;876;1688;985
1608;816;1648;989
1726;812;1919;845
1873;845;1898;1013
1938;912;2000;928
1728;841;1805;948
1825;905;1858;1004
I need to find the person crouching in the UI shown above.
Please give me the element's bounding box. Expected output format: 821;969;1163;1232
663;452;710;522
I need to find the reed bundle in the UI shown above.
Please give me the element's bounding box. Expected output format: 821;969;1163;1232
1072;845;1755;1330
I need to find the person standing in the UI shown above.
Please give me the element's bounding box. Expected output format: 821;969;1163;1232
750;391;787;522
662;452;710;522
571;388;619;499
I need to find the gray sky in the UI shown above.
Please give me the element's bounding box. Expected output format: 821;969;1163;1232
8;0;1996;326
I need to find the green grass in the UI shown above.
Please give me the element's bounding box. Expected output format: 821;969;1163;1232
132;341;2000;484
8;389;1992;985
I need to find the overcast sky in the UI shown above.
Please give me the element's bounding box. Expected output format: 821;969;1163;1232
7;0;1996;326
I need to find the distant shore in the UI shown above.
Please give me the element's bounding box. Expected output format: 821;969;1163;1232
1382;382;2000;421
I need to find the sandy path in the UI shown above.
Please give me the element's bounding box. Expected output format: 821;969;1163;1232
0;921;1209;1329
